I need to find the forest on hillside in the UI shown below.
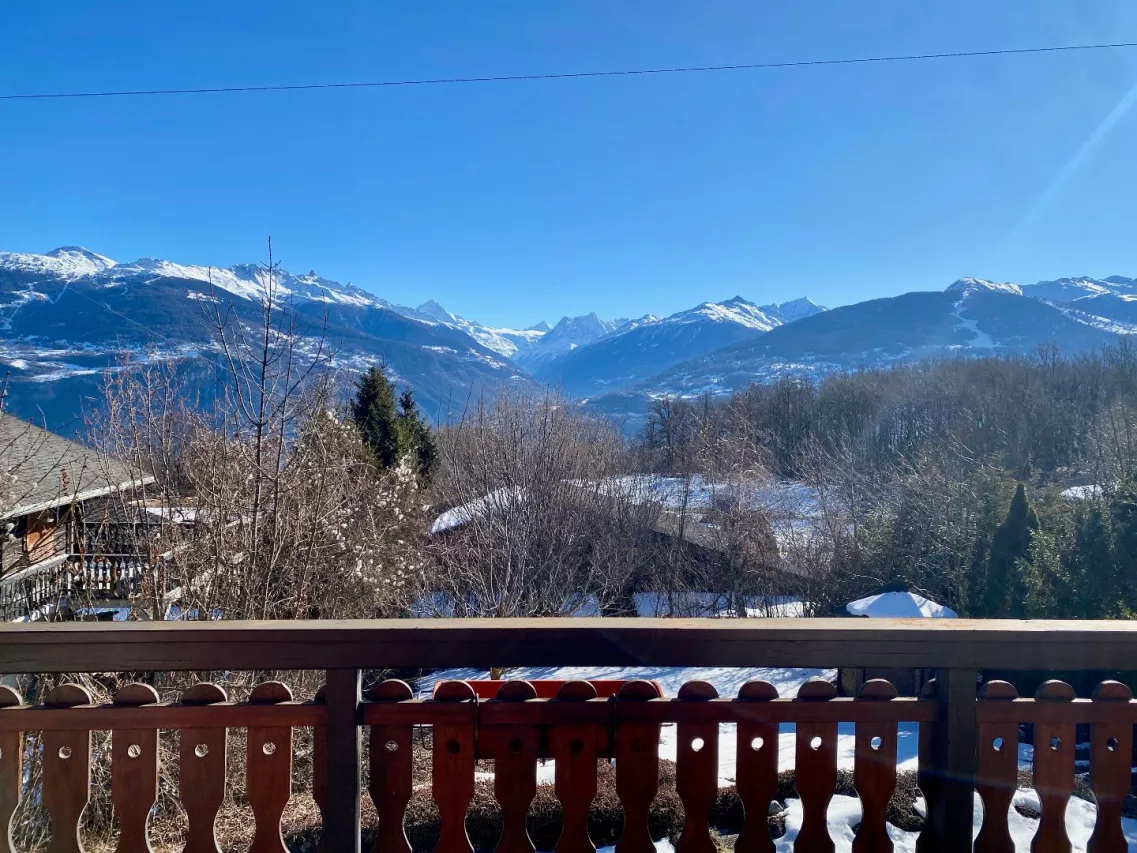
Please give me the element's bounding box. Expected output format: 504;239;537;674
635;342;1137;620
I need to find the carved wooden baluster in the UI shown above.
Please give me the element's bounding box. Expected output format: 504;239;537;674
1032;681;1076;853
852;680;898;853
974;681;1018;853
493;681;540;853
552;681;599;853
247;682;294;853
112;683;160;853
1087;681;1133;853
367;680;415;853
734;681;778;853
433;681;477;853
312;684;327;853
915;678;939;853
676;681;718;853
614;680;662;853
43;684;93;853
794;680;838;853
0;685;23;853
180;683;228;853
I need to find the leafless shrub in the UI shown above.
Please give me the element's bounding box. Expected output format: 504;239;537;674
427;387;663;617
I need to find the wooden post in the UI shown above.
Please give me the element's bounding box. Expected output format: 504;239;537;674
931;667;978;852
324;669;362;853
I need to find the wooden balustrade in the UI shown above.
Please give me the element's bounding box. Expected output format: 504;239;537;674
2;618;1137;852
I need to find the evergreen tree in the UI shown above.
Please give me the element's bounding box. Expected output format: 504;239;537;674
1072;504;1117;617
983;483;1038;617
395;388;437;479
351;367;399;469
1022;528;1066;617
1109;477;1137;613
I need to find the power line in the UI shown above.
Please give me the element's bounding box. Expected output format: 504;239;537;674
2;41;1136;102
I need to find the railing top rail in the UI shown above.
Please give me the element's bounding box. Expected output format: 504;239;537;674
1;618;1135;673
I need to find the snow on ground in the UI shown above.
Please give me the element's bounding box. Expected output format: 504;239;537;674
1062;485;1103;501
604;793;1137;853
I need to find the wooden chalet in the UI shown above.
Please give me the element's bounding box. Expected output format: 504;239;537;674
0;413;155;621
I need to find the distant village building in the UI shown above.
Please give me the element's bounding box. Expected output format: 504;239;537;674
0;413;154;621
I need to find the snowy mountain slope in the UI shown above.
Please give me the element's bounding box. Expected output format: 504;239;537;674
392;300;547;359
945;277;1024;297
767;296;827;323
513;312;625;369
614;284;1127;403
0;247;524;428
532;297;777;397
1020;275;1137;303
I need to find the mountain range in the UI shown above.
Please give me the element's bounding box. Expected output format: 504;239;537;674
1;246;1135;430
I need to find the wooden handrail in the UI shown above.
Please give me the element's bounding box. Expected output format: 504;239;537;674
2;617;1137;673
4;618;1136;852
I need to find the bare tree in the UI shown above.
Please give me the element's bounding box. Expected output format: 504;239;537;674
427;388;661;617
85;243;428;624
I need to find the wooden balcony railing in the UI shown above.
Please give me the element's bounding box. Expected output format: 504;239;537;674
1;619;1137;853
0;556;148;621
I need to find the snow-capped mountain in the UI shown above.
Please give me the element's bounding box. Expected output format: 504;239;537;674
767;297;826;323
514;313;625;369
1020;275;1137;303
392;300;547;360
587;277;1135;412
0;246;118;279
0;247;524;428
532;295;826;397
26;244;1129;429
945;277;1024;297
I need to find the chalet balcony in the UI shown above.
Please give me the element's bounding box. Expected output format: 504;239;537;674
0;555;149;622
0;619;1135;853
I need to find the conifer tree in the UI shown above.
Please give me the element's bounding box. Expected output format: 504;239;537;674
1109;477;1137;613
396;387;437;480
351;367;399;469
1073;504;1117;617
983;483;1038;617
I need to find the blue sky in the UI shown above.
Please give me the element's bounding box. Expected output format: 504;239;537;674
2;2;1137;328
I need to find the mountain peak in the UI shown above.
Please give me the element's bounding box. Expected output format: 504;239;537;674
415;299;459;324
45;246;117;272
527;320;552;332
0;245;118;279
673;297;780;331
771;297;827;322
947;277;1023;296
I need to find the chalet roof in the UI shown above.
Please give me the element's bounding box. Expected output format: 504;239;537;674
0;413;154;519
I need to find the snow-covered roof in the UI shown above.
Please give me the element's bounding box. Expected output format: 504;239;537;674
429;487;525;534
845;591;957;619
1060;485;1102;501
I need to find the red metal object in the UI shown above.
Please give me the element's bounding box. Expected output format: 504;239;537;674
439;679;663;700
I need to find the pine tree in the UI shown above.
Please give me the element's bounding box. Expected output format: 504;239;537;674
983;483;1038;617
395;388;437;479
351;367;399;469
